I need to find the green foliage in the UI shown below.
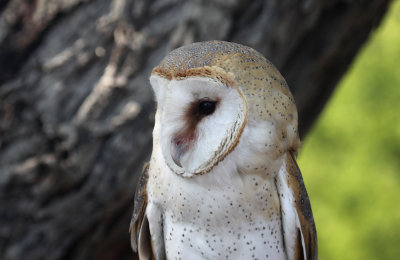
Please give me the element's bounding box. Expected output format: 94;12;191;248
298;1;400;259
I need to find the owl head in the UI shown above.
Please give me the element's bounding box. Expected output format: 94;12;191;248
150;41;299;177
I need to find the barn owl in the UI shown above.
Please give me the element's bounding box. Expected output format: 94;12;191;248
130;41;317;260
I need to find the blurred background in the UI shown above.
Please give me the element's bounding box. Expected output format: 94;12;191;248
0;0;398;259
299;1;400;259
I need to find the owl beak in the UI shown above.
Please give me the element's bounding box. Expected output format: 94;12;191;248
171;139;184;167
170;134;194;168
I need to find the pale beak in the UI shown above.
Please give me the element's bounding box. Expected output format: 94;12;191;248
170;139;184;167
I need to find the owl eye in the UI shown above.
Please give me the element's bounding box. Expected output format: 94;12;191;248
198;100;216;116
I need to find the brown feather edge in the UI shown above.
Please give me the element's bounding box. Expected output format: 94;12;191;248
294;229;304;260
130;162;150;252
151;66;248;177
138;216;157;260
152;65;236;87
286;152;318;260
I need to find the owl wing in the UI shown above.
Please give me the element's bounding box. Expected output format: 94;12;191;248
276;152;318;260
129;162;157;259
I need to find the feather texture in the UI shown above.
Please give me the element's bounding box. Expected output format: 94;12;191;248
130;163;157;259
276;152;317;260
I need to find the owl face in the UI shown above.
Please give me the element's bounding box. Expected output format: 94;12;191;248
150;71;247;177
150;41;300;178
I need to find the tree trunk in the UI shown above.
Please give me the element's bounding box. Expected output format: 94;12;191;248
0;0;391;259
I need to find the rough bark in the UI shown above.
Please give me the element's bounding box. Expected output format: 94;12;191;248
0;0;391;259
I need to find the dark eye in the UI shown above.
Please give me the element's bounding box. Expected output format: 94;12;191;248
198;100;216;115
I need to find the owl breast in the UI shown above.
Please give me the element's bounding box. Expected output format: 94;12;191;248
147;137;287;260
